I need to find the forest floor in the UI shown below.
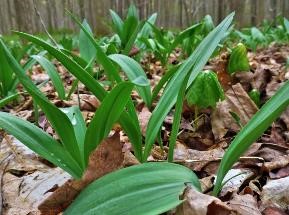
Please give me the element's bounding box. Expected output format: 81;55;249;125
1;44;289;215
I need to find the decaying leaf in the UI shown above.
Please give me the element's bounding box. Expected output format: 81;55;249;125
228;194;261;215
211;83;259;139
260;176;289;211
38;132;123;214
176;186;234;215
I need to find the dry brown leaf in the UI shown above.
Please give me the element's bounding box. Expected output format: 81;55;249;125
220;169;255;197
260;176;289;210
174;147;224;172
262;206;288;215
176;186;234;215
211;83;258;140
2;168;70;215
228;194;261;215
38;132;124;214
264;155;289;173
54;94;100;111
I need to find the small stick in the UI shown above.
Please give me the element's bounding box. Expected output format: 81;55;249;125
32;0;58;48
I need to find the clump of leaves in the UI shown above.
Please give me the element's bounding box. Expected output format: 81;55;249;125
109;4;157;55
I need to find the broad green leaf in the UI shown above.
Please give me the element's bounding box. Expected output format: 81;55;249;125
66;10;121;83
283;18;289;34
109;9;124;42
152;65;178;102
249;89;261;107
137;13;157;41
65;162;201;215
123;21;144;55
84;82;134;163
109;54;152;107
0;112;82;178
213;80;289;195
168;74;189;162
31;55;66;100
143;13;234;160
79;19;96;63
61;106;86;157
0;39;83;168
186;70;224;108
0;44;15;97
123;16;138;46
227;43;250;74
251;27;266;42
15;31;143;162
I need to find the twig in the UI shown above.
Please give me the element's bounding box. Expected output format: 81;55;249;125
32;0;58;48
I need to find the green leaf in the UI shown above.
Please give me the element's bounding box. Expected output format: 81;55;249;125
65;162;201;215
249;89;261;107
251;27;266;42
143;13;234;160
66;10;121;83
168;74;189;162
84;82;134;163
168;23;200;54
186;70;224;108
109;54;152;107
137;13;157;41
0;43;15;97
283;18;289;34
61;106;86;158
110;9;124;42
0;112;82;178
213;80;289;195
79;19;96;63
31;55;66;100
0;39;83;169
152;65;178;102
227;43;250;74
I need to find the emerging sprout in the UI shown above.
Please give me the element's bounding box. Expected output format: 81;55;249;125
249;88;261;107
227;43;250;74
186;70;225;109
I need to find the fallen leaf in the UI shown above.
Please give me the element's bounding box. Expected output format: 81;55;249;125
38;132;124;214
228;194;261;215
262;206;288;215
176;186;234;215
211;83;258;139
220;169;255;197
260;176;289;210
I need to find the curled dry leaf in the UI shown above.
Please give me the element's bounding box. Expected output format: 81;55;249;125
228;194;261;215
38;132;124;214
176;186;234;215
211;83;259;140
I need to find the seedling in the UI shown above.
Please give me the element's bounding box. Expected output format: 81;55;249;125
227;43;250;74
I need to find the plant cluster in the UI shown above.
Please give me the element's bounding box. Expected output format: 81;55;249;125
0;5;289;214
